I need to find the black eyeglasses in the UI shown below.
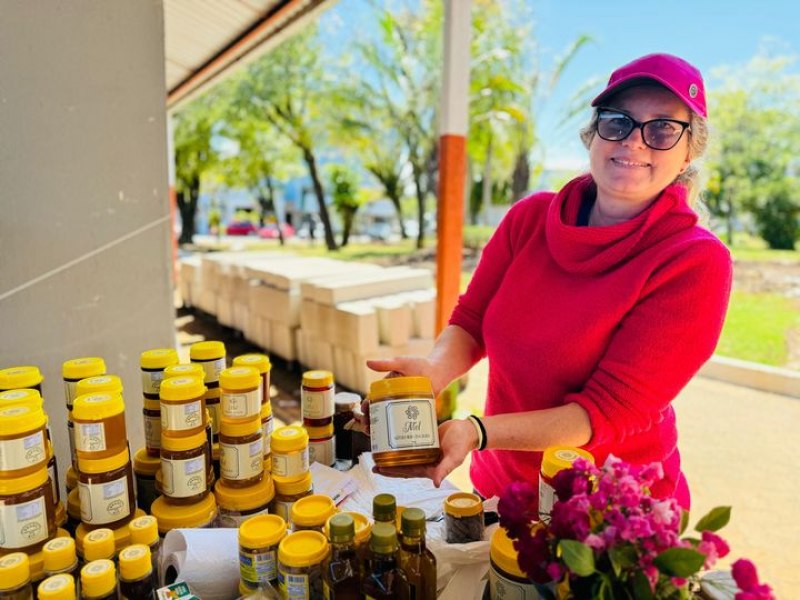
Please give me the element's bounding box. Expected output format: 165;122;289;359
596;108;691;151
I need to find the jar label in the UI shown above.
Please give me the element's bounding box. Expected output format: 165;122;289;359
0;495;49;548
64;380;79;405
161;456;207;498
193;357;225;383
488;564;539;599
308;436;335;467
369;398;439;452
278;569;310;600
220;438;263;481
222;389;260;419
538;479;555;524
141;370;165;395
78;474;132;525
0;429;46;471
262;416;274;457
271;448;309;479
144;414;162;451
75;422;107;452
302;388;334;420
161;400;203;431
240;548;278;585
218;504;270;528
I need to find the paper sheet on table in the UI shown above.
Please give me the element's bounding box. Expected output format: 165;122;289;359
161;528;239;600
308;462;359;505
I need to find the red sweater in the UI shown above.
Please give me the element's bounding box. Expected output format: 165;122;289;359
450;175;732;507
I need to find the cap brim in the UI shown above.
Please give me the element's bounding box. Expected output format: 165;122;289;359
591;73;706;117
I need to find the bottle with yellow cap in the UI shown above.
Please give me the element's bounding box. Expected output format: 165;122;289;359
277;530;328;599
118;545;154;600
62;359;107;407
80;559;117;600
214;473;275;528
37;574;76;600
219;417;263;488
0;400;48;478
270;426;309;484
82;529;116;563
488;526;538;599
159;377;206;439
538;446;594;524
139;349;179;401
0;552;33;600
42;537;80;580
159;431;209;505
270;472;313;523
361;522;408;599
77;447;135;531
0;467;56;554
72;392;128;461
189;341;226;443
220;367;261;421
128;516;161;590
322;513;360;599
232;354;271;407
238;514;287;591
368;377;441;468
289;495;336;533
398;508;436;600
0;366;44;394
301;370;334;428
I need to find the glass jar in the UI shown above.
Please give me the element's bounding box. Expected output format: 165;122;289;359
214;475;275;528
270;426;309;484
538;447;594;524
238;514;287;590
81;529;115;563
0;401;48;478
289;495;336;533
79;559;117;600
118;544;155;600
270;472;313;523
62;358;107;407
190;341;226;443
277;530;328;600
0;552;32;600
139;349;179;401
232;354;271;406
37;574;75;600
0;468;56;554
260;402;273;461
77;448;136;530
219;418;263;488
305;423;335;467
72;393;127;461
368;377;441;467
488;526;539;600
0;366;43;393
149;494;218;538
160;432;209;505
159;377;207;438
132;448;160;515
128;515;161;590
324;511;371;560
42;537;79;579
444;492;485;543
220;367;261;421
301;371;334;427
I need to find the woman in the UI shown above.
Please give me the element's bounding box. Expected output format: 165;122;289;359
367;53;732;509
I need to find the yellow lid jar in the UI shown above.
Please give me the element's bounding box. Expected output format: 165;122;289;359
81;529;116;562
277;531;328;599
289;494;337;533
190;341;226;441
159;432;209;505
159;377;207;438
214;475;275;528
42;536;79;579
77;448;136;530
270;426;309;484
238;514;287;590
0;552;32;597
37;573;75;600
80;559;117;600
132;448;160;515
232;354;271;406
488;526;538;599
444;492;485;543
368;376;441;467
0;468;56;554
140;348;179;400
301;370;335;427
270;472;313;523
220;367;261;421
0;401;48;477
305;423;335;468
0;366;43;394
163;363;205;381
118;544;154;598
72;392;127;460
539;446;594;523
219;417;263;488
61;358;106;406
149;494;218;538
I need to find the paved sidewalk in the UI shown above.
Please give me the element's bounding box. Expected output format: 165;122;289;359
447;358;799;598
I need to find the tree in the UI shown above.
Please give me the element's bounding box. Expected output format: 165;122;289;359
327;164;361;247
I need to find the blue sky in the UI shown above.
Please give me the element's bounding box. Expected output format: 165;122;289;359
320;0;799;168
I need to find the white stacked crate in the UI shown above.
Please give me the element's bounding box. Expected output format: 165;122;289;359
178;256;202;308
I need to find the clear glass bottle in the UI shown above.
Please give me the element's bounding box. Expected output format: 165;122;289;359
361;522;408;600
398;508;436;600
322;513;359;600
372;494;396;525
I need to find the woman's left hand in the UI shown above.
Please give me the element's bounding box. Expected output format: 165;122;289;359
372;418;479;487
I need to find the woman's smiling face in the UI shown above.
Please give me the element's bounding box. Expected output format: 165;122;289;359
589;83;692;207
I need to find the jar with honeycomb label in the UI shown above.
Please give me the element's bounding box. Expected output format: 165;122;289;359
72;392;127;460
160;431;209;505
77;448;135;530
159;377;207;438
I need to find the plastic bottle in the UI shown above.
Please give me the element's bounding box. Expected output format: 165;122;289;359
0;552;33;600
128;516;161;589
118;545;155;600
36;574;75;600
79;559;117;600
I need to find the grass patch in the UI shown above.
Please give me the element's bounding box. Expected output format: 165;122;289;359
716;291;800;367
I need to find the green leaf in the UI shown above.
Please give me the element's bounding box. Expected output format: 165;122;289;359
653;548;706;578
609;544;638;576
632;570;655;600
558;540;595;577
679;509;690;535
694;506;731;533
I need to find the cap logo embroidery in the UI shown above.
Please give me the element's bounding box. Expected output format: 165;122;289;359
688;83;699;98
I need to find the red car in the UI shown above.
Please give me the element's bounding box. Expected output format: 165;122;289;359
225;221;259;236
258;223;295;239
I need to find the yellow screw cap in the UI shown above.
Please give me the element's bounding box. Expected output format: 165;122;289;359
0;365;43;390
149;494;218;534
0;552;30;590
37;574;75;600
76;375;123;397
163;363;205;380
80;559;116;598
128;515;159;546
233;354;271;374
72;392;125;421
0;402;46;431
62;358;106;381
220;366;260;391
278;531;329;568
83;529;115;561
0;389;43;411
490;526;528;579
540;447;594;479
214;476;275;511
140;348;179;370
239;514;287;549
369;376;433;399
159;376;206;401
290;494;337;528
133;448;161;476
189;341;226;361
302;370;333;388
118;544;152;582
42;537;77;573
444;492;483;518
270;425;308;454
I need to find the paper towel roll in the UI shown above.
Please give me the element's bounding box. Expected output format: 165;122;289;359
161;528;240;600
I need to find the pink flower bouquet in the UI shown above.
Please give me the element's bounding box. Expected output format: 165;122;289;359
498;456;775;599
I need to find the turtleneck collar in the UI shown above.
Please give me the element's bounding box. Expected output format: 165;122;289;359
545;174;699;275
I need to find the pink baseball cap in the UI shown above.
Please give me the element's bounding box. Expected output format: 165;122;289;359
591;53;707;118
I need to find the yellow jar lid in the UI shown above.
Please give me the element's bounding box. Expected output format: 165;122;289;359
72;392;125;420
239;514;287;549
490;526;527;579
140;348;179;370
80;559;116;598
82;529;115;561
163;363;205;380
67;488;81;519
75;512;143;557
540;447;594;480
214;476;275;511
129;515;159;546
0;388;42;406
278;530;329;568
444;492;483;518
119;544;152;582
76;375;123;397
304;423;334;439
324;511;371;545
78;447;130;474
270;425;308;454
273;471;313;496
260;401;272;418
150;494;218;534
161;430;207;452
369;376;433;399
159;376;206;401
220;366;260;391
233;354;271;374
290;494;337;528
302;370;333;388
0;365;43;390
133;447;161;476
66;466;79;490
0;552;30;590
0;402;46;432
220;416;261;437
190;341;226;361
37;574;76;600
43;537;77;573
62;357;106;381
0;467;48;495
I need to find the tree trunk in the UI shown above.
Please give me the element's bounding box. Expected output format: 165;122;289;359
388;189;408;239
511;145;531;203
177;186;198;245
341;210;353;247
411;160;426;250
725;192;734;246
302;146;338;251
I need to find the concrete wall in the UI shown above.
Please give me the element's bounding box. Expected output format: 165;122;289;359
0;2;174;489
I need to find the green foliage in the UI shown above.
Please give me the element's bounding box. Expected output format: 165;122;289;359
694;507;732;534
559;540;595;577
753;187;799;250
327;164;361;246
653;548;707;578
